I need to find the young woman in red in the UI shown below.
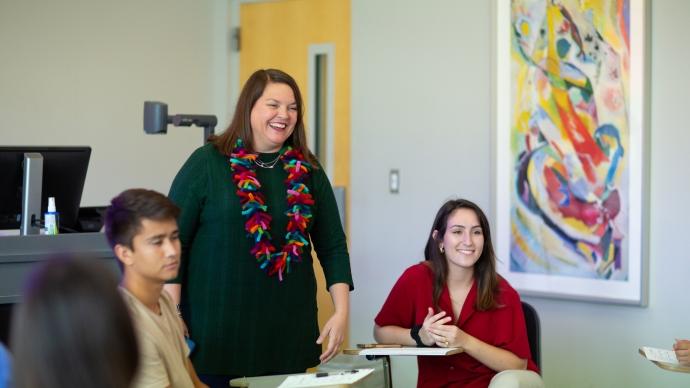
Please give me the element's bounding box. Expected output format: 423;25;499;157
374;199;541;388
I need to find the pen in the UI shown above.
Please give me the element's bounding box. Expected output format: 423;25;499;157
316;370;359;377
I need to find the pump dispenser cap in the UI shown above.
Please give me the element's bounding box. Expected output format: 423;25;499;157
48;197;56;213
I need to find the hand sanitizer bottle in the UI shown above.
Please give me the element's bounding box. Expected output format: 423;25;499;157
44;197;59;235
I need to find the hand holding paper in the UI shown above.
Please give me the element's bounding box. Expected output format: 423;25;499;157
673;339;690;366
639;346;690;373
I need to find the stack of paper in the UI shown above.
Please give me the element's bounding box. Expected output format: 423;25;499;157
639;346;690;373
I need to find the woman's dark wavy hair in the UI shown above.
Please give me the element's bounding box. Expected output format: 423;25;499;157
424;199;500;311
10;256;139;388
210;68;318;166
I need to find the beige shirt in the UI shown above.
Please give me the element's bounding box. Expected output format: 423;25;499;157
120;287;194;388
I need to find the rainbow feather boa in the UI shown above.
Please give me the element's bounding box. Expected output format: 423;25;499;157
229;139;314;281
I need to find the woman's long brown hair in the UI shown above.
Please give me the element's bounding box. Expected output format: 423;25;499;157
210;68;318;166
423;199;500;312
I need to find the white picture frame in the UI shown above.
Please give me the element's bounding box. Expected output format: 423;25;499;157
493;0;649;305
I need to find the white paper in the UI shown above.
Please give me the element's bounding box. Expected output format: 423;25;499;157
277;368;374;388
641;346;679;364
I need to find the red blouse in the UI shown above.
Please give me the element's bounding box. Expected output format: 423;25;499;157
375;263;539;388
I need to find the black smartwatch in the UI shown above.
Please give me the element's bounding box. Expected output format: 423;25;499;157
410;325;429;347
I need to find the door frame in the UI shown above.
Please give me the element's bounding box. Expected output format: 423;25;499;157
307;43;336;180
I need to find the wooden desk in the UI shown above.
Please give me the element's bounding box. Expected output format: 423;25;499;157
229;374;350;387
342;346;463;388
652;362;690;374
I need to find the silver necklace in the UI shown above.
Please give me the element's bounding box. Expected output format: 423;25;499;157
254;154;281;169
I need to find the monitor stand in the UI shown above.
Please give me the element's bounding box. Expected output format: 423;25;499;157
20;153;43;236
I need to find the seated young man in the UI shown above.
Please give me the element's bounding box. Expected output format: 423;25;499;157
105;188;207;388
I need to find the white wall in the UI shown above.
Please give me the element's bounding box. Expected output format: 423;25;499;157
0;0;230;206
350;0;492;385
351;1;690;387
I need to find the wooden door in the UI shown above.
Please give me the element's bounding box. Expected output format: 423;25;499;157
239;0;351;350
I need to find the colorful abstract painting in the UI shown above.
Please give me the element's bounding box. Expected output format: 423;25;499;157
495;0;648;304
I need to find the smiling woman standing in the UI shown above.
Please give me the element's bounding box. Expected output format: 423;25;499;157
374;199;541;388
166;69;353;388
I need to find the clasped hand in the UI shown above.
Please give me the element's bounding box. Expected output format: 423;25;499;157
419;307;466;348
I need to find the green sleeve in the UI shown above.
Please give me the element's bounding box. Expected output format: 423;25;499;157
309;167;354;291
167;146;210;284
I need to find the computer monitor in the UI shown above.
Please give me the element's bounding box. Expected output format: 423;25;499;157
0;146;91;232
